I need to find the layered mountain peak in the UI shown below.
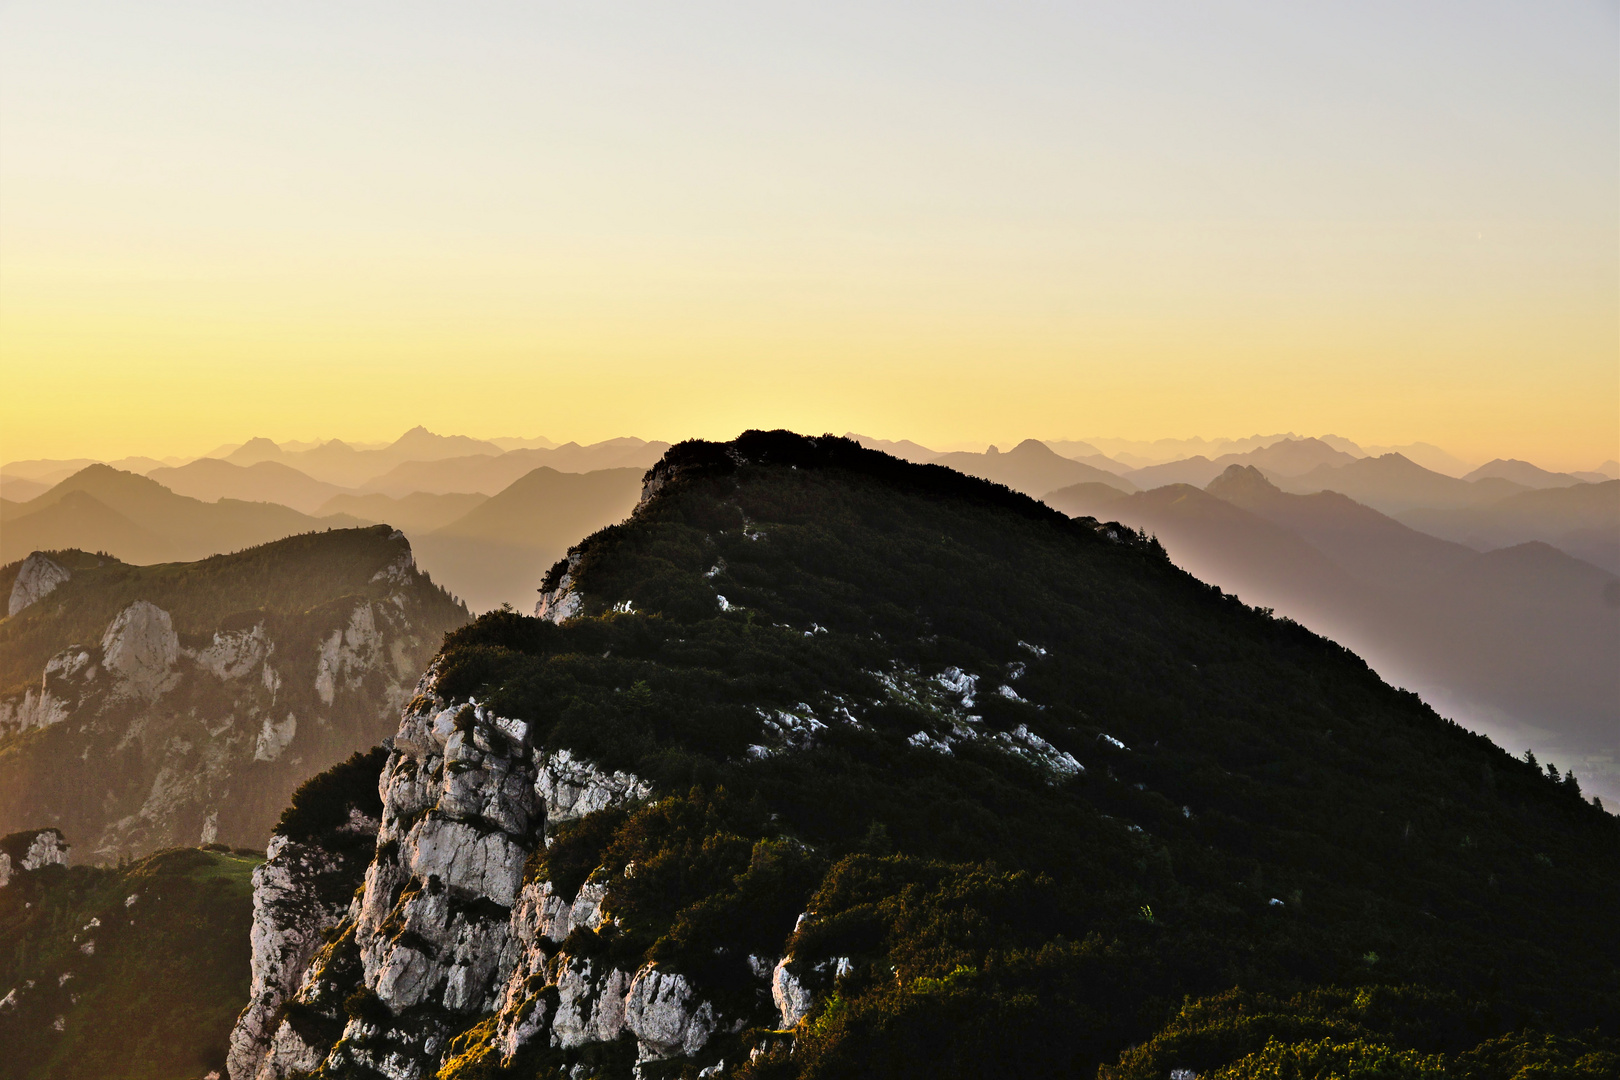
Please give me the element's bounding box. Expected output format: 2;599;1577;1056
1203;462;1281;502
228;431;1616;1080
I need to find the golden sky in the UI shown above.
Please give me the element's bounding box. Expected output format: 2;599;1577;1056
2;2;1615;470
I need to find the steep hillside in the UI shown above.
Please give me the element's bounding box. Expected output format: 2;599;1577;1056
1049;468;1620;801
0;528;468;860
412;467;645;612
228;433;1617;1080
0;466;362;565
0;832;259;1080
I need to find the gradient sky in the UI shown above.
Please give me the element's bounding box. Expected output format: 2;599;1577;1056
2;1;1615;469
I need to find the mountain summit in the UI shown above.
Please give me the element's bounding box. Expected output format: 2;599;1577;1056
227;433;1616;1080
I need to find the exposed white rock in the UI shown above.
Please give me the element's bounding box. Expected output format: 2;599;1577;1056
551;958;631;1048
0;685;72;739
935;667;978;706
536;553;583;623
402;818;526;905
536;749;651;829
771;957;815;1029
8;553;71;616
196;625;271;680
370;548;416;586
254;714;298;762
0;829;69;889
315;604;382;706
100;601;180;698
624;965;715;1059
226;830;377;1080
992;724;1083;777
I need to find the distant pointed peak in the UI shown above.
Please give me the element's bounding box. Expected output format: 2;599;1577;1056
1206;463;1280;499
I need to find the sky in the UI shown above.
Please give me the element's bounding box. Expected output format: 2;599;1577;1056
2;1;1615;470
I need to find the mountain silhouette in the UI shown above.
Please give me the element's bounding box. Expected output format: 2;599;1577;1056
1396;479;1620;574
929;438;1135;496
1125;437;1359;488
1277;452;1526;513
1462;458;1587;489
0;466;360;565
411;466;646;611
314;490;490;533
357;439;669;497
147;458;350;514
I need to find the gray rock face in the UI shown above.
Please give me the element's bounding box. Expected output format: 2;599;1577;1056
771;955;815;1029
0;829;70;889
226;827;379;1080
228;671;744;1080
536;748;652;826
535;553;583;622
100;601;181;698
7;553;70;616
624;965;716;1059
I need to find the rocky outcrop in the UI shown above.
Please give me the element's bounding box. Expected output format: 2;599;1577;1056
7;553;70;616
535;553;584;623
227;674;746;1080
771;957;815;1029
0;828;70;888
100;600;181;698
227;820;379;1080
536;748;652;825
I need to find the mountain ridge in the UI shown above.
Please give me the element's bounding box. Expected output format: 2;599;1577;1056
224;431;1617;1080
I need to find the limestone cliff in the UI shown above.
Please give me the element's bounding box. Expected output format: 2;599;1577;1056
228;673;729;1080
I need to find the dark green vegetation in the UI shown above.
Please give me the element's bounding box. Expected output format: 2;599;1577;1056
1100;987;1618;1079
0;835;259;1080
430;432;1617;1078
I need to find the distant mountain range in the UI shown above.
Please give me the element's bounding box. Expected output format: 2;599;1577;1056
1119;436;1358;488
0;466;362;566
1046;465;1620;802
407;466;646;612
848;435;1136;496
